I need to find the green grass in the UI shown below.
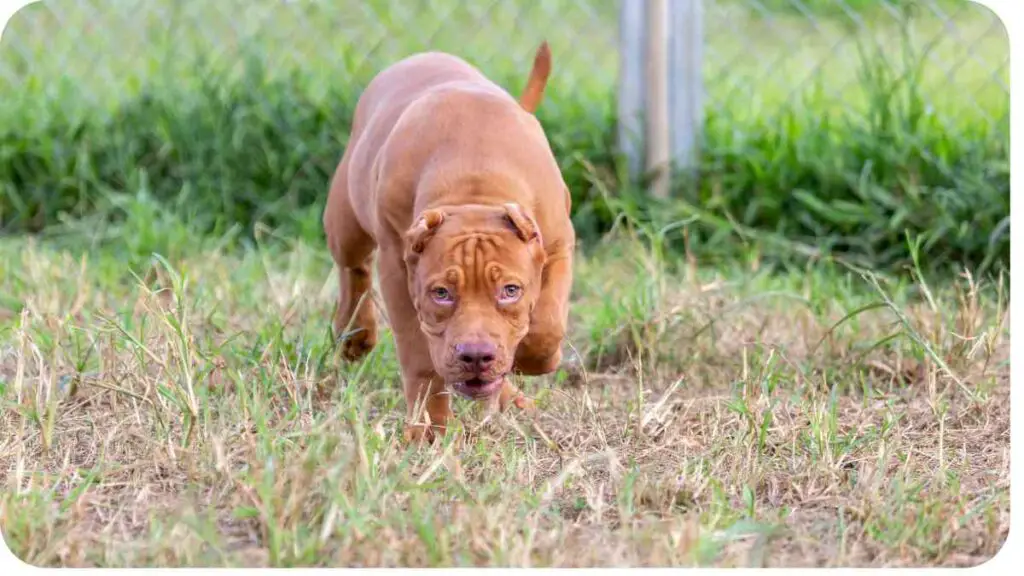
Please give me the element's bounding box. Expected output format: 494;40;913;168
0;0;1010;274
0;199;1009;567
0;3;1012;565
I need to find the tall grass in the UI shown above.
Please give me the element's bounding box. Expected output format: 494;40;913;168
0;0;1009;275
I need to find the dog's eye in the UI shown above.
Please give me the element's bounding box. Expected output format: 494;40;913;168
499;284;522;302
431;287;453;303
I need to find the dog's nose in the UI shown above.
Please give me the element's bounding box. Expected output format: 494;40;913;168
456;341;497;372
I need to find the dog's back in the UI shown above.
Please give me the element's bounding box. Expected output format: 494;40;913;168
338;46;557;241
348;52;501;145
351;44;550;143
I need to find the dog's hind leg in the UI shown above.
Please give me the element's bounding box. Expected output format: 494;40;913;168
324;161;379;362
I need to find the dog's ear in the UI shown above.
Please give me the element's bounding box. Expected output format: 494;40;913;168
503;203;546;267
404;209;445;262
502;203;541;244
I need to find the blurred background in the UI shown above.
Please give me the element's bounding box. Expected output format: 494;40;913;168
0;0;1009;275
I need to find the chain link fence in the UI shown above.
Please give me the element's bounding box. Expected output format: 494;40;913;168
1;0;1007;126
0;0;1010;268
0;0;620;110
703;0;1008;126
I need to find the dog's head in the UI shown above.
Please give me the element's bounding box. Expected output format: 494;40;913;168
404;203;546;399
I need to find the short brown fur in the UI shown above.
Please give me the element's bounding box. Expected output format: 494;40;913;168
323;43;574;443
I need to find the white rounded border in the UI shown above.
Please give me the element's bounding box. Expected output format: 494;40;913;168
0;0;1019;574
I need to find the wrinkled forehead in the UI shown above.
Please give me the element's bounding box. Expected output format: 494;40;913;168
423;231;534;279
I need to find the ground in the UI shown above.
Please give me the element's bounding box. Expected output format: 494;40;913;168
0;207;1009;567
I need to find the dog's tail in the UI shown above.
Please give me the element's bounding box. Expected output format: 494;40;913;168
519;41;551;114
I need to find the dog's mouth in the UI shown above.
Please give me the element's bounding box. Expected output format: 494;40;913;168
452;374;506;399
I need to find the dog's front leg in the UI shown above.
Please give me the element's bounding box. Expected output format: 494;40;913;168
514;250;573;376
377;250;452;443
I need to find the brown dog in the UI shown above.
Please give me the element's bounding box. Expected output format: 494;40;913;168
323;43;574;443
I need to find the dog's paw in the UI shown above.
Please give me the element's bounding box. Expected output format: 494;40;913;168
403;422;443;445
403;425;431;445
498;381;537;414
511;394;536;413
340;329;377;362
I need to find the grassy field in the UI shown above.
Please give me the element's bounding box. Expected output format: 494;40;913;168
0;199;1010;567
0;0;1012;568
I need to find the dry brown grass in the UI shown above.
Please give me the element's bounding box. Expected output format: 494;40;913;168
0;230;1009;567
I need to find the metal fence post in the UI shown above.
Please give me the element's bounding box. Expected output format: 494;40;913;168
669;0;703;185
621;0;702;196
646;0;670;199
618;0;646;182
